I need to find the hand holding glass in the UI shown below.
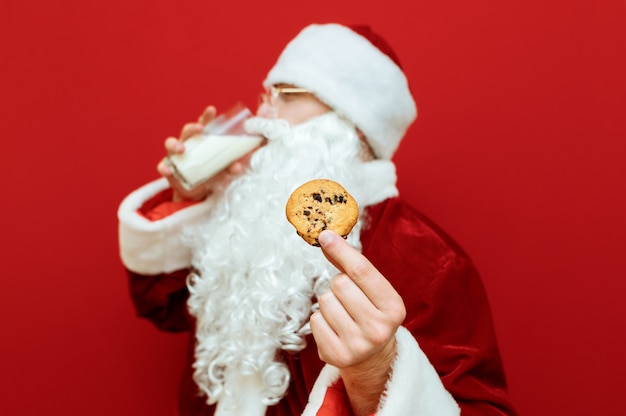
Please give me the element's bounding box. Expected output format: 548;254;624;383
166;103;262;190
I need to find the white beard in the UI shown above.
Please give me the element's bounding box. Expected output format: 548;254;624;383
184;112;384;408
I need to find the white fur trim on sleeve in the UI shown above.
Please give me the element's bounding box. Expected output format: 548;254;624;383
117;178;216;275
301;364;341;416
302;326;459;416
377;326;459;415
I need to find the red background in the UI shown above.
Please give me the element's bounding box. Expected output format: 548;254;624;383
2;1;625;415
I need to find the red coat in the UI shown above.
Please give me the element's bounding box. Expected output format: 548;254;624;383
123;185;516;415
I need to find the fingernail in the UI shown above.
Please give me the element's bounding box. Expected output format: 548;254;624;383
318;230;333;246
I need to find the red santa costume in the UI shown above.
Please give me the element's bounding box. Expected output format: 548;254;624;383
118;23;517;416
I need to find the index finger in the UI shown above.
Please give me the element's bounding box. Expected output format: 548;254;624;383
318;230;398;309
317;230;356;273
198;105;217;125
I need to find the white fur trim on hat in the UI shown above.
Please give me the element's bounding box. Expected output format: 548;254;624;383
302;326;459;415
264;23;417;160
117;178;216;275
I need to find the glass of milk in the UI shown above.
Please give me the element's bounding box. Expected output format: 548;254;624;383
166;102;262;190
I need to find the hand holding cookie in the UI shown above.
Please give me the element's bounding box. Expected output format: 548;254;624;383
286;179;406;414
311;229;407;414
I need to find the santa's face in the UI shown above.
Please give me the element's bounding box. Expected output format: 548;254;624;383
256;83;332;126
255;84;375;162
225;84;333;177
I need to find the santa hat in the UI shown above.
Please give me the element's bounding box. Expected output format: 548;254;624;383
264;23;417;160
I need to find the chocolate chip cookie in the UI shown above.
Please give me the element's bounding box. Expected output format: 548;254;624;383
285;179;359;246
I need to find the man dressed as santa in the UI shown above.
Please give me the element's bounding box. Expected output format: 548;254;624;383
118;23;517;416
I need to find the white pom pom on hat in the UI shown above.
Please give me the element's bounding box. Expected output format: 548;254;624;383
263;23;417;160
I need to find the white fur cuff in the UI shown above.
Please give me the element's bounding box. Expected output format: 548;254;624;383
303;326;459;415
117;178;215;275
